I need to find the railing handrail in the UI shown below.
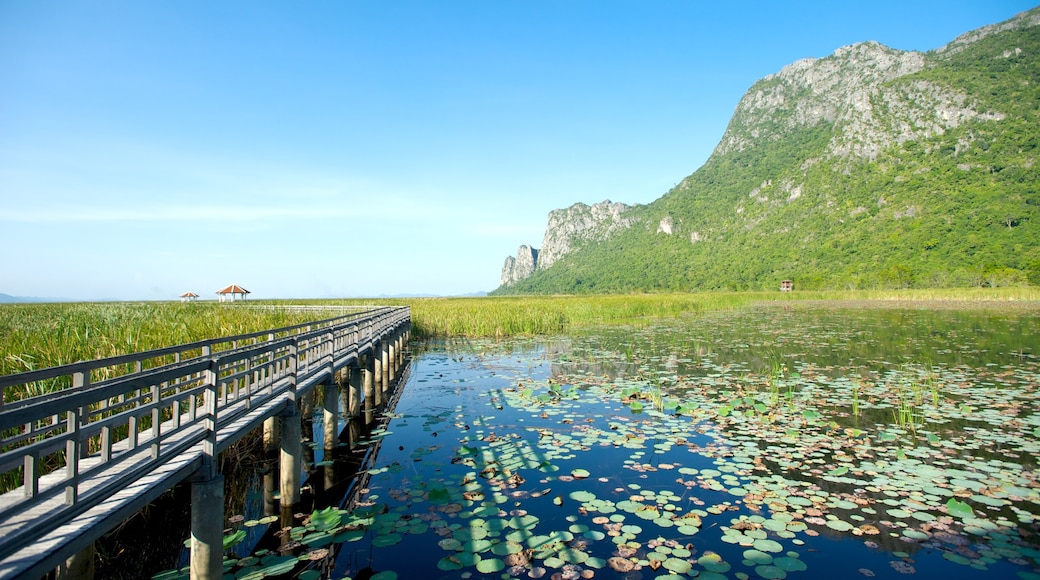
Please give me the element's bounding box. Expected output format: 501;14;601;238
0;305;410;577
0;306;395;399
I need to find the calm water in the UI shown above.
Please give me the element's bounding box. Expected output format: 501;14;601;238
173;303;1040;580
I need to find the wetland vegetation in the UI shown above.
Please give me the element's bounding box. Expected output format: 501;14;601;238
1;291;1038;579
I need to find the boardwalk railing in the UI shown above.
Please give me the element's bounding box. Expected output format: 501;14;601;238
0;305;410;579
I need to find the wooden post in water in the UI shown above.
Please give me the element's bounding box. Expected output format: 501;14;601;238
387;336;396;384
372;342;384;408
396;327;404;367
362;353;376;426
381;340;390;395
300;390;314;427
190;359;224;580
190;475;224;580
263;417;280;456
279;405;302;508
348;361;362;419
322;380;338;452
55;544;94;580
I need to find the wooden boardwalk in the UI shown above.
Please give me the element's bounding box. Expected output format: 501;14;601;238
0;306;410;579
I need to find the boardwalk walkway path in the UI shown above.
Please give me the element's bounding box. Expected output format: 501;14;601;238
0;306;410;579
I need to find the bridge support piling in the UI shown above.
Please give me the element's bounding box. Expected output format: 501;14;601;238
55;542;94;580
388;339;396;384
347;362;362;419
279;407;302;508
190;474;225;580
322;381;338;452
263;417;280;457
372;345;383;409
362;354;376;426
381;341;390;396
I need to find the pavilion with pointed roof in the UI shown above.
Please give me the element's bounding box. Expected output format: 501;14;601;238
179;291;200;302
216;284;250;302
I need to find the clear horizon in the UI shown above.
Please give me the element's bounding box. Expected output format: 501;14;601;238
1;1;1034;301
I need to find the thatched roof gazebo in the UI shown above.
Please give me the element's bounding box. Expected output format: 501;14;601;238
216;284;250;302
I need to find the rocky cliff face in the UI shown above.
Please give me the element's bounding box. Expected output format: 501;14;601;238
500;245;538;287
713;40;1002;163
539;201;632;270
498;201;632;287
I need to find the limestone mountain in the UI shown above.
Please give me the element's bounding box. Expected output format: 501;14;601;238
494;7;1040;294
499;201;631;286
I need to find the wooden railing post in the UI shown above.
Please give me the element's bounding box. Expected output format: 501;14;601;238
200;359;219;481
288;338;299;404
64;409;78;506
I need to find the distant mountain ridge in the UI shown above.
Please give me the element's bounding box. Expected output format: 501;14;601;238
0;293;68;303
495;7;1040;293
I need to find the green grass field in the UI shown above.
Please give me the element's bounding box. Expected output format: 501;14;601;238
2;288;1038;395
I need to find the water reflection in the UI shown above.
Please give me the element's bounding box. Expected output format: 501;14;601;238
152;304;1039;580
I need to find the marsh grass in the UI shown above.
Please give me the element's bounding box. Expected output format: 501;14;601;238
3;288;1036;397
0;302;348;402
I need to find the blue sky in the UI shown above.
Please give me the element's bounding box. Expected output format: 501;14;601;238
1;1;1034;300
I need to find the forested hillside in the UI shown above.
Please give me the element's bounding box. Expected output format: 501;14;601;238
495;8;1039;294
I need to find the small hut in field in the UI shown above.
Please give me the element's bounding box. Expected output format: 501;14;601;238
216;284;250;302
179;291;199;302
780;280;794;292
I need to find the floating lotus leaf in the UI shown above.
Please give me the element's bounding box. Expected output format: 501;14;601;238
943;552;972;566
903;529;929;541
571;468;591;479
438;538;463;551
755;564;788;579
825;520;854;532
223;530;247;551
476;558;505;573
743;549;773;565
437;556;463;571
543;556;566;568
698;552;731;573
774;556;808;572
526;534;554;550
463;539;493;553
454;526;489;542
454;551;481;567
569;490;596;502
658;557;690;573
491;540;522;556
753;539;784;553
559;548;589;564
677;524;701;535
372;533;402;548
244;555;297;577
946;498;975;519
507;515;540;529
